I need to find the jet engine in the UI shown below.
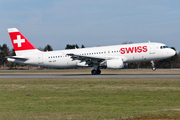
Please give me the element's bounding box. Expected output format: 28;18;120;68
106;59;124;69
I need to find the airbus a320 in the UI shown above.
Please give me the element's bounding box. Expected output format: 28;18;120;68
7;28;176;75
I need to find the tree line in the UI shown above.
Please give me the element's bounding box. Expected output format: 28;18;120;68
0;43;179;69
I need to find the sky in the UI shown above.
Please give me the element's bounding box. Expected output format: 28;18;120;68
0;0;180;51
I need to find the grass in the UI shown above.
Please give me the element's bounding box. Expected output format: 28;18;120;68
0;78;180;119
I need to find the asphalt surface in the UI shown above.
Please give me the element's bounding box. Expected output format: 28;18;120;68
0;74;180;79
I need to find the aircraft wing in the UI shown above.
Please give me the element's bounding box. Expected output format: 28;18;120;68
67;53;127;67
67;53;107;66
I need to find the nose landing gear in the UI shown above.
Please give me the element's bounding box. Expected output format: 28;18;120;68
151;61;156;71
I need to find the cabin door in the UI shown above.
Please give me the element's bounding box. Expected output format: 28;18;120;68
149;44;155;54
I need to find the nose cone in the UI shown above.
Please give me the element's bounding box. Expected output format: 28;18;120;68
171;49;176;56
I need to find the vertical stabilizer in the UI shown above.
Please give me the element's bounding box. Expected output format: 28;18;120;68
7;28;39;56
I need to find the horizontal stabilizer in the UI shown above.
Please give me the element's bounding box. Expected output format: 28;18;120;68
7;56;29;60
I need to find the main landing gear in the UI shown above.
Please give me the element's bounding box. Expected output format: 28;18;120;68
151;61;156;71
91;64;101;75
91;69;101;75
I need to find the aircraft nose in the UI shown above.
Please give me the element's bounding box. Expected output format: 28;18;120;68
171;49;176;56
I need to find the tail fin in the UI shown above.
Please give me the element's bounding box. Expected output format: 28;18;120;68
8;28;39;56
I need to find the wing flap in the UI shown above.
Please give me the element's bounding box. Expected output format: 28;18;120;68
67;53;106;60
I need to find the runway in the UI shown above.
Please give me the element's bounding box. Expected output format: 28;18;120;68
0;74;180;79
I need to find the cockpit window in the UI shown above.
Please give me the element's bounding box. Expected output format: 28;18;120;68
160;46;169;49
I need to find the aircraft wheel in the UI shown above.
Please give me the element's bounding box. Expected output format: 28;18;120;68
152;67;156;71
91;70;101;75
91;70;96;75
97;69;101;75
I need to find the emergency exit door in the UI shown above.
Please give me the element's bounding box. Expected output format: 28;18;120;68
38;53;44;64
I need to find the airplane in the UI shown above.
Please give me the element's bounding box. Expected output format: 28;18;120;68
7;28;176;75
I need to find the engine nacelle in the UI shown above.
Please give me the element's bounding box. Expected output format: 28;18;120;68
106;59;124;69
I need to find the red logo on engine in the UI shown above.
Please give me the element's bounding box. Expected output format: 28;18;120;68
120;46;147;54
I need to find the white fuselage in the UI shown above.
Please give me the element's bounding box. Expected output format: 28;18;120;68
8;42;176;68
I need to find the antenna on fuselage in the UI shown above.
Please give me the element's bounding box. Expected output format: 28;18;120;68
148;40;151;43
